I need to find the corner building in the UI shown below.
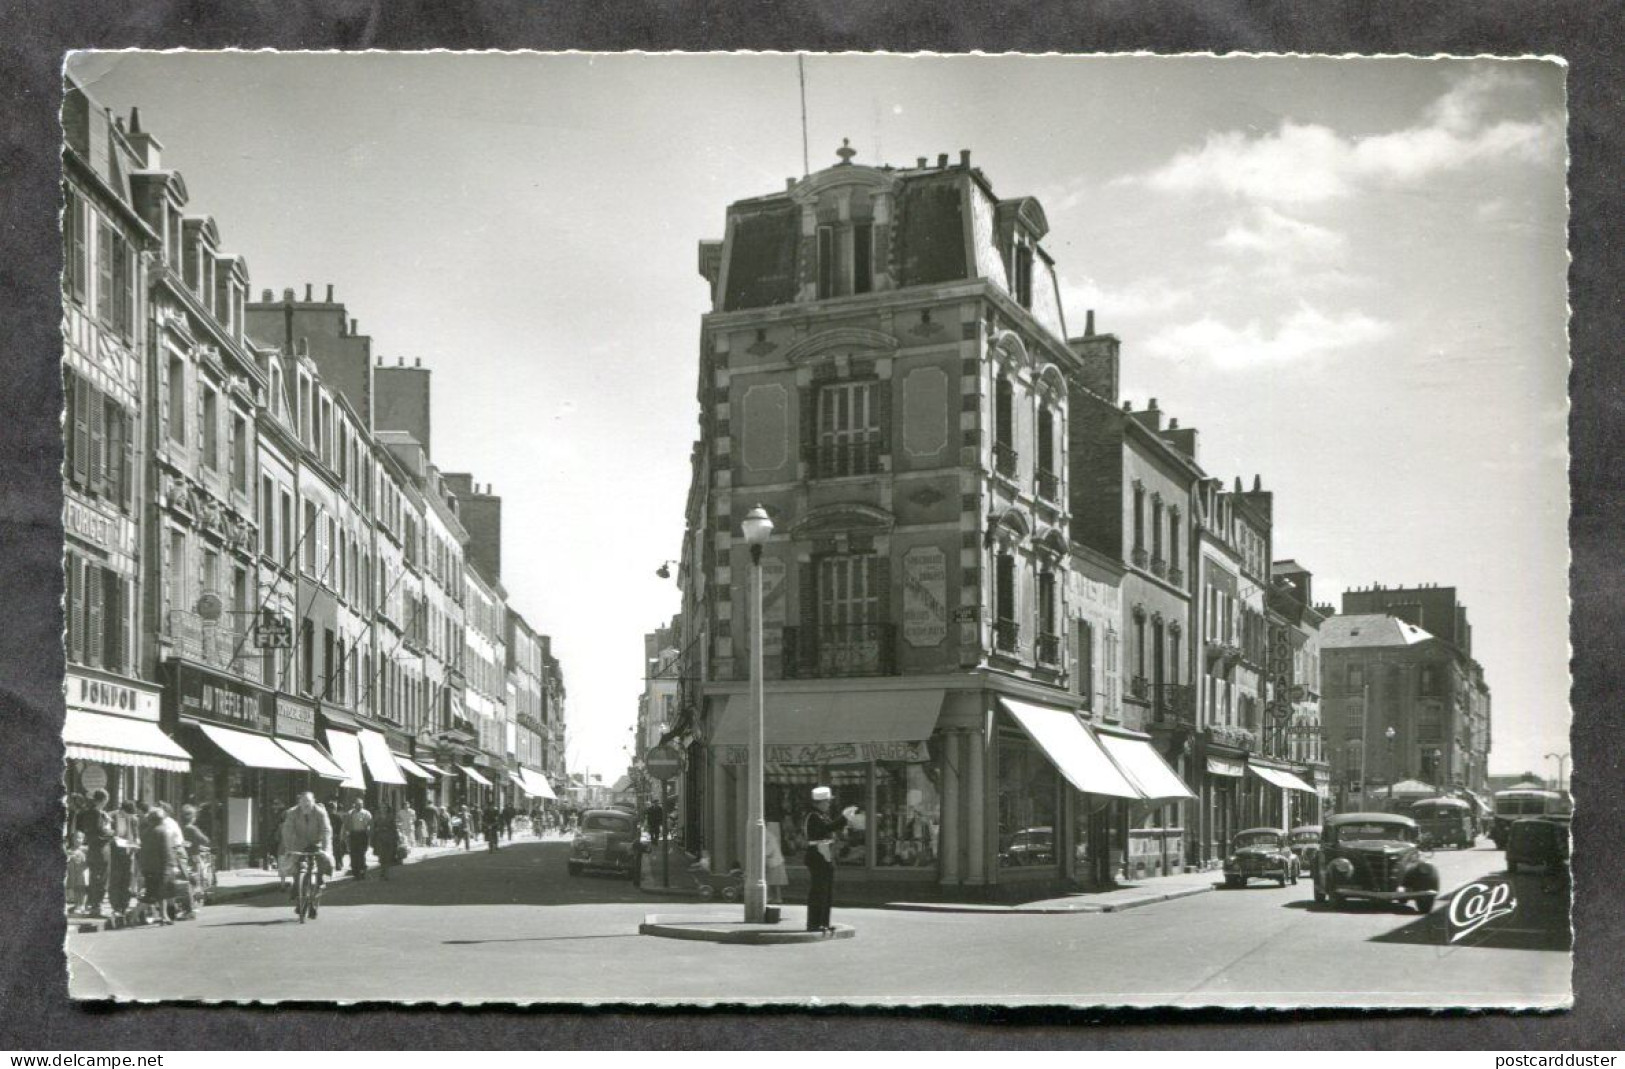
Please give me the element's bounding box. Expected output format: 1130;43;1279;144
684;145;1190;899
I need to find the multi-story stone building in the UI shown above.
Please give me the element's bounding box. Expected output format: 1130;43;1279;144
1320;584;1493;807
61;85;193;807
506;609;557;805
1267;559;1330;825
61;83;570;864
1066;378;1203;879
681;144;1191;899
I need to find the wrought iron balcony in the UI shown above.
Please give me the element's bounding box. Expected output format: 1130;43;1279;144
993;441;1018;480
1036;631;1062;666
166;610;262;684
993;617;1021;654
1036;467;1060;503
1154;683;1196;726
782;623;897;678
811;437;883;479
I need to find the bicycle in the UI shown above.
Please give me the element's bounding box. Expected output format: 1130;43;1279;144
291;849;325;923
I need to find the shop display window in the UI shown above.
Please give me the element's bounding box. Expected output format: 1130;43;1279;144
874;761;939;868
764;764;867;865
997;732;1059;869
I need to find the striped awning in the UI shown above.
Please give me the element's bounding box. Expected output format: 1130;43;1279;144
64;710;191;773
460;765;492;787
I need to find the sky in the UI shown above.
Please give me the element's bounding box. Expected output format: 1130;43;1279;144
66;52;1570;782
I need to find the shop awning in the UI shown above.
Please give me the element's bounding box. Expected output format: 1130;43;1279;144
1249;764;1316;793
64;710;192;773
391;753;433;780
999;698;1140;800
276;738;347;780
1207;757;1246;777
416;760;448;776
356;729;407;785
323;728;367;791
195;722;308;772
1097;733;1197;802
460;765;492;787
517;767;557;800
709;688;943;746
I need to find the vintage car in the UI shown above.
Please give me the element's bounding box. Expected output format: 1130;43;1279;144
1000;826;1055;867
1223;828;1300;888
567;808;639;876
1411;796;1475;849
1288;826;1322;871
1505;816;1570;874
1313;812;1440;913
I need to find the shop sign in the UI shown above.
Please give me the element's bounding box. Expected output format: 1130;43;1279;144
902;546;948;648
66;671;160;721
172;663;273;733
716;739;930;765
275;695;317;740
64;495;134;556
79;764;108;794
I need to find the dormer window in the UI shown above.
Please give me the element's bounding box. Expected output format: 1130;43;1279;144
816;221;875;300
1013;240;1034;308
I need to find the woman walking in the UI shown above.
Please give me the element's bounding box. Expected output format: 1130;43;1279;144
136;810;188;925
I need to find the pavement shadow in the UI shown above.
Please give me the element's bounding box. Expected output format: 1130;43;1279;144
230;841;679;910
1368;869;1571;952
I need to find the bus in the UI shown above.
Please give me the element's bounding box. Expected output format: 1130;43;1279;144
1489;787;1571;849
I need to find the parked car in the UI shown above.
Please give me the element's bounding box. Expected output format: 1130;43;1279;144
568;808;639;876
1288;826;1321;872
1411;797;1475;849
1000;826;1055;867
1313;813;1440;913
1223;828;1300;888
1505;816;1570;874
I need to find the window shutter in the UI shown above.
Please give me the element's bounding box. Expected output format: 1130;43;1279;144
64;193;86;302
872;552;891;630
88;384;106;495
799;385;816;468
103;571;124;673
96;220;115;324
85;562;105;669
871;377;891;454
66;557;84;664
71;371;90;487
1078;619;1094;705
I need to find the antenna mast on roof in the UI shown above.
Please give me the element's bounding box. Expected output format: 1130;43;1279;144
798;54;810;178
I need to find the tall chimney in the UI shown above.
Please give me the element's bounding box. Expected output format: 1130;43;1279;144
282;288;295;301
916;156;927;168
414;358;422;368
325;283;334;302
304;283;313;301
937;153;948;168
959;149;971;168
1084;309;1096;337
350;318;358;334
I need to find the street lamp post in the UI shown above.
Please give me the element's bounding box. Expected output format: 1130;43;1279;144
1545;751;1569;794
740;504;774;924
1385;725;1397;808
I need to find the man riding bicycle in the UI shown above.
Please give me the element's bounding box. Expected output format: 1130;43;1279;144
280;792;334;918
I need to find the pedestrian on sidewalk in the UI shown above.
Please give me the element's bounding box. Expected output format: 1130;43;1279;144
373;805;400;880
342;799;374;879
397;801;416;850
74;789;113;917
802;785;848;934
66;831;89;912
179;805;212;904
136;809;188;925
108;799;141;918
501;804;516;841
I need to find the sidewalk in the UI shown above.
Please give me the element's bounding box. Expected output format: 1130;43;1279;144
882;868;1223;914
68;832;565;929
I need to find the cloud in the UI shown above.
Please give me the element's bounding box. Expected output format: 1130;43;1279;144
1125;70;1561;205
1212;206;1345;257
1060;274;1192;323
1143;304;1392;370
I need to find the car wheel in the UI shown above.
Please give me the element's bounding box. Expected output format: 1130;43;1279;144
1313;884;1326;904
1328;891;1344;906
567;861;583;876
1415;894;1436;914
1225;875;1243;889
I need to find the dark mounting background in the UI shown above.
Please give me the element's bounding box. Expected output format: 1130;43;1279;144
1;0;1619;1051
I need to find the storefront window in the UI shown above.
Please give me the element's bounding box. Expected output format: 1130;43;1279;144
997;732;1059;869
874;761;938;868
764;764;866;866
